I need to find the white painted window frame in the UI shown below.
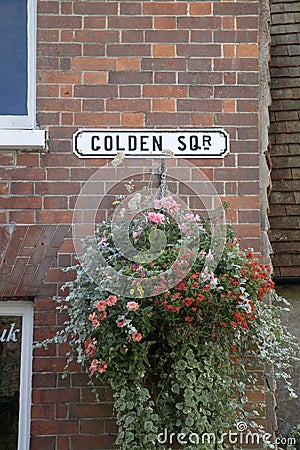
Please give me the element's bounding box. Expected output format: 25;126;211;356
0;301;33;450
0;0;46;149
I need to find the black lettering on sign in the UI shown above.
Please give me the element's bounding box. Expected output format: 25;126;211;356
190;135;201;151
153;136;163;152
177;136;186;151
128;135;137;151
203;135;211;150
116;135;125;151
104;136;113;151
141;136;149;151
91;136;101;151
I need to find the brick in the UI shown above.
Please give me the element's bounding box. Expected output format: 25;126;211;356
191;113;214;126
117;58;140;71
121;113;144;127
11;182;34;195
82;99;104;112
69;403;113;419
213;3;258;16
143;85;188;98
71;435;115;450
84;72;107;85
190;2;212;15
36;181;80;195
154;17;176;29
177;44;221;57
120;2;142;15
74;85;117;99
223;17;235;30
83;44;105;57
72;57;117;71
155;72;176;84
142;57;186;71
145;30;189;43
179;72;222;84
38;43;81;57
75;30;119;43
1;168;45;181
178;17;222;30
35;211;73;224
144;2;187;15
145;112;191;126
33;387;80;404
189;86;214;98
107;44;151;57
215;86;258;99
121;30;144;43
0;153;15;166
30;436;56;450
216;113;258;126
0;197;42;210
74;113;120;126
38;15;82;29
153;99;176;112
223;99;236;113
153;44;175;57
237;44;259;57
190;30;213;43
31;404;55;420
44;197;68;209
9;211;35;224
107;98;151;112
177;99;222;112
214;58;259;72
83;17;106;29
38;98;81;112
119;85;141;98
109;71;153;84
31;420;77;436
73;2;118;15
0;182;8;195
80;418;105;435
109;16;152;29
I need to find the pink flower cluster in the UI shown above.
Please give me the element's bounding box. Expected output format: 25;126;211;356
89;359;107;375
184;213;201;222
85;337;97;358
146;212;165;224
131;332;142;342
88;295;118;327
154;196;179;213
126;301;139;311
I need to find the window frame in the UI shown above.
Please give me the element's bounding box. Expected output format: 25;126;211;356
0;301;34;450
0;0;36;130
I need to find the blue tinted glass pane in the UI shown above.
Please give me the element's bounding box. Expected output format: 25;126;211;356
0;0;28;115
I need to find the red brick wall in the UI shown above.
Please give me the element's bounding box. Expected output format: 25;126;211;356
0;1;263;448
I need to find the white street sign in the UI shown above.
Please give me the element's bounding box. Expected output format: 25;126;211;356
73;128;229;159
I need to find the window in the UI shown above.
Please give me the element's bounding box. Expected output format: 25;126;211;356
0;302;33;450
0;0;45;149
